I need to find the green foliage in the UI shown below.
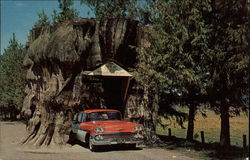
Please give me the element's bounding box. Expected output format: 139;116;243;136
137;0;249;144
0;33;26;119
132;1;214;137
206;0;249;113
52;0;79;23
34;10;50;28
80;0;139;19
136;0;212;105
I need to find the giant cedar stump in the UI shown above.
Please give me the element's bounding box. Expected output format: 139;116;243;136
21;18;152;146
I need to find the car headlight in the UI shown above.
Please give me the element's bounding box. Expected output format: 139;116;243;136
94;127;104;133
133;126;143;131
95;135;104;140
134;133;144;139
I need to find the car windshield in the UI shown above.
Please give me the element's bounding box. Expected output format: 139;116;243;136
87;111;121;121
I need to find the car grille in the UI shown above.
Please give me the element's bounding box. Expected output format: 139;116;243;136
100;132;136;141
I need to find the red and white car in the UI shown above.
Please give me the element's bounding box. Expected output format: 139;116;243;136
70;109;144;151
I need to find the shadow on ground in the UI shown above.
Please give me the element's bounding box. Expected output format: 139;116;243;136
156;135;249;160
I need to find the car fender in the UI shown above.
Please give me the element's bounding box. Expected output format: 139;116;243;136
76;129;89;142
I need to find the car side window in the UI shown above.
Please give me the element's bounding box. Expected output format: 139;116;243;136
77;112;82;122
81;112;87;122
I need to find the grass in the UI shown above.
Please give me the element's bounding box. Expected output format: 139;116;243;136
155;107;249;159
155;135;249;160
156;107;249;148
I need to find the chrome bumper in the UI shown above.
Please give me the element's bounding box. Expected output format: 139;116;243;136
90;132;144;146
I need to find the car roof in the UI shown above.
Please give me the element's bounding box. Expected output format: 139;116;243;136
84;109;120;113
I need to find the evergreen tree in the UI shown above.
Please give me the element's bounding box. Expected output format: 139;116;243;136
52;0;79;23
0;33;26;120
206;0;249;147
34;10;50;28
80;0;139;19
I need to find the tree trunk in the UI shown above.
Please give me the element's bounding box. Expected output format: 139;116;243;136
145;89;159;144
23;103;74;146
220;101;230;147
125;84;160;144
10;106;17;121
186;103;196;141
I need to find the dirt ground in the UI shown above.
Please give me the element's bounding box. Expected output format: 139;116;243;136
0;122;196;160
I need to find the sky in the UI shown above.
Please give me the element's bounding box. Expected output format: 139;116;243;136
0;0;95;54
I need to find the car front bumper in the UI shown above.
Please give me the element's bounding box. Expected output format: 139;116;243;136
90;132;144;146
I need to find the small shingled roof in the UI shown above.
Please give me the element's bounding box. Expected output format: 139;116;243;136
82;62;132;77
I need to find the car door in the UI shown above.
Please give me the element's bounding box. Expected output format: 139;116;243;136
72;113;80;134
76;112;88;142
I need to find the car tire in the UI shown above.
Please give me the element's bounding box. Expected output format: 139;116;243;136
89;137;97;152
68;131;76;144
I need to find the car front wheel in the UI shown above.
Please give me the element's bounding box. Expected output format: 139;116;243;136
89;137;97;152
68;131;76;144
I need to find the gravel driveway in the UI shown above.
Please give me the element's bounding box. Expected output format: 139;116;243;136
0;122;196;160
